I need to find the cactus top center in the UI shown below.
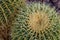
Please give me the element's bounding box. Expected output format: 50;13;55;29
28;11;50;33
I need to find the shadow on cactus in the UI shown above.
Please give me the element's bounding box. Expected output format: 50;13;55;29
11;2;60;40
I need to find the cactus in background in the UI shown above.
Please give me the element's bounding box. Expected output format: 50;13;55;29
0;0;17;40
0;0;26;40
11;2;60;40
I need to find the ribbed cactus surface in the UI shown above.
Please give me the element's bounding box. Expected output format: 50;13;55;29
0;0;22;40
11;2;60;40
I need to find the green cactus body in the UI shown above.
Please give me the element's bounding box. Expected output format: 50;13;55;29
0;0;23;40
0;0;26;23
11;2;60;40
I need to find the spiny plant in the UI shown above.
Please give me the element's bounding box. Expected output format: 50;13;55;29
0;0;26;40
11;2;60;40
0;0;17;40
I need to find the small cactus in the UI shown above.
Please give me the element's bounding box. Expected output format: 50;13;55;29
11;2;60;40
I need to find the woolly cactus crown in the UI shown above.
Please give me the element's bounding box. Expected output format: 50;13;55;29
11;2;60;40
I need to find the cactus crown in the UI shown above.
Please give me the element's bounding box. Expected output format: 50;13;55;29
28;10;50;33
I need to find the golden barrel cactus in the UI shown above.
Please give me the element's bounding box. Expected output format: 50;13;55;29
11;2;60;40
0;0;26;40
